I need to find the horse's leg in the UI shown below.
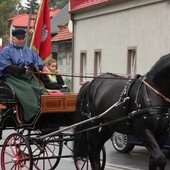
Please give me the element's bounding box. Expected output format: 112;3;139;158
88;131;103;170
138;129;167;170
73;131;89;160
152;130;169;170
88;126;113;170
88;146;102;170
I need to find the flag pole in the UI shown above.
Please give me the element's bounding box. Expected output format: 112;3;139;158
30;0;44;48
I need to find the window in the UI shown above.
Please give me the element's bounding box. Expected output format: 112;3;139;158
94;50;102;77
127;47;137;77
80;51;87;84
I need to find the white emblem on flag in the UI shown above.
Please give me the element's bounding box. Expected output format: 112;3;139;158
41;24;48;42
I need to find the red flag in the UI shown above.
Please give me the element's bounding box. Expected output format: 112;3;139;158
0;38;2;52
30;0;51;61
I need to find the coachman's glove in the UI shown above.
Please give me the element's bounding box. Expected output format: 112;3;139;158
3;65;26;75
28;66;42;72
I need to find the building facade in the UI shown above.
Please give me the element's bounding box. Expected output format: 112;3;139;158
70;0;170;92
51;3;72;90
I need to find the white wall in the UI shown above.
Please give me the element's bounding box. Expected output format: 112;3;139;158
72;0;170;92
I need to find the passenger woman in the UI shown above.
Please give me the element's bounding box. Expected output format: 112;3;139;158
41;58;68;90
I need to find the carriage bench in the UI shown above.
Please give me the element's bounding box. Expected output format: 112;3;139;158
41;93;78;113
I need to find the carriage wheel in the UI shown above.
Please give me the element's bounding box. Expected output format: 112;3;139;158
1;133;33;170
32;135;63;170
74;146;106;170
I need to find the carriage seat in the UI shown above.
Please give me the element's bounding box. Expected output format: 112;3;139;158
0;81;17;103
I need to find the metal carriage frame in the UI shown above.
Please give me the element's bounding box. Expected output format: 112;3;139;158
0;81;106;170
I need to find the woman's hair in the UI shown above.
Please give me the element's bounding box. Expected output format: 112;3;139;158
45;58;57;66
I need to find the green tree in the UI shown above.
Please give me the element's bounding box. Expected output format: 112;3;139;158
23;0;39;14
50;0;69;9
0;0;20;46
0;0;69;46
17;2;29;14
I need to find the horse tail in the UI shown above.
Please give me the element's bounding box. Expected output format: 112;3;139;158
73;81;91;160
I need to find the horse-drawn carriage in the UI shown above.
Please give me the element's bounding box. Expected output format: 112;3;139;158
0;80;106;170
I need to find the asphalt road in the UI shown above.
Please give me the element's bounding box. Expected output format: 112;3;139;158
1;130;170;170
106;140;170;170
51;139;170;170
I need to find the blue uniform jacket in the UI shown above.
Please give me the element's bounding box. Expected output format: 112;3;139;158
0;44;44;77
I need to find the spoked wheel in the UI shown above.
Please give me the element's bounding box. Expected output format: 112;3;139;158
32;135;63;170
1;132;33;170
74;146;106;170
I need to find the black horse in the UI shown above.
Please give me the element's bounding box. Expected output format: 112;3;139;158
73;54;170;170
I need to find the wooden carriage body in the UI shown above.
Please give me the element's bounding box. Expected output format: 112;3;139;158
41;93;77;113
0;81;77;130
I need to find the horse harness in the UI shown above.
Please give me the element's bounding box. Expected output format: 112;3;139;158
120;75;170;122
79;74;170;130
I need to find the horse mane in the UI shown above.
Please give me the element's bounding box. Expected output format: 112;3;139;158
147;53;170;81
93;72;129;82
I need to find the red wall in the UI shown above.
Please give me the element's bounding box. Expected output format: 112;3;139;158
70;0;109;12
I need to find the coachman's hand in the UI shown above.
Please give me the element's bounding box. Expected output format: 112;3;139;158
62;85;68;89
35;66;40;72
25;66;29;73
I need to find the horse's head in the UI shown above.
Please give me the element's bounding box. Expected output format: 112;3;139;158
146;53;170;97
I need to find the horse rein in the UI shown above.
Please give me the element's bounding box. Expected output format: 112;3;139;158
27;68;45;87
141;79;170;104
27;70;170;104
